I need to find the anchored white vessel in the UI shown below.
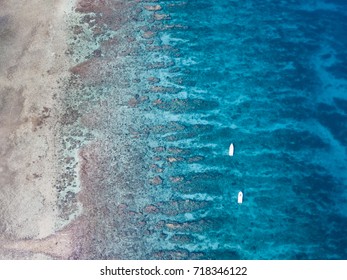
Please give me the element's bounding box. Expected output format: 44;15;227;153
229;143;234;156
238;191;243;204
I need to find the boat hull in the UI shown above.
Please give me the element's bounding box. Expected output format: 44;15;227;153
238;191;243;204
229;143;234;156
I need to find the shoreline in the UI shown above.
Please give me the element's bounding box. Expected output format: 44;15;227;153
0;0;78;259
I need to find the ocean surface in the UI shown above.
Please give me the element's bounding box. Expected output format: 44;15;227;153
61;0;347;259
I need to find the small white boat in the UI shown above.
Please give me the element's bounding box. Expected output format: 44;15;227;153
229;143;234;156
238;191;243;204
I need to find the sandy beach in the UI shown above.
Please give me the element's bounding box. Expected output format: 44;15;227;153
0;0;78;259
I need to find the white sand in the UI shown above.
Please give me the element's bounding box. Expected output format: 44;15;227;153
0;0;77;258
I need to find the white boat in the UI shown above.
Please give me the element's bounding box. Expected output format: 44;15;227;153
238;191;243;204
228;143;234;156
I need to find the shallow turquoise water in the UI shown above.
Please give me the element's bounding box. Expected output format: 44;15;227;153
64;0;347;259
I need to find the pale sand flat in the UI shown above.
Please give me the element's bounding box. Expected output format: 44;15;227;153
0;215;89;259
0;0;79;258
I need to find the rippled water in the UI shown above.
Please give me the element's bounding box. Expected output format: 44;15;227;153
62;0;347;259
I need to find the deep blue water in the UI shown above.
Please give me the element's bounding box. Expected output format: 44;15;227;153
65;0;347;259
136;0;347;259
